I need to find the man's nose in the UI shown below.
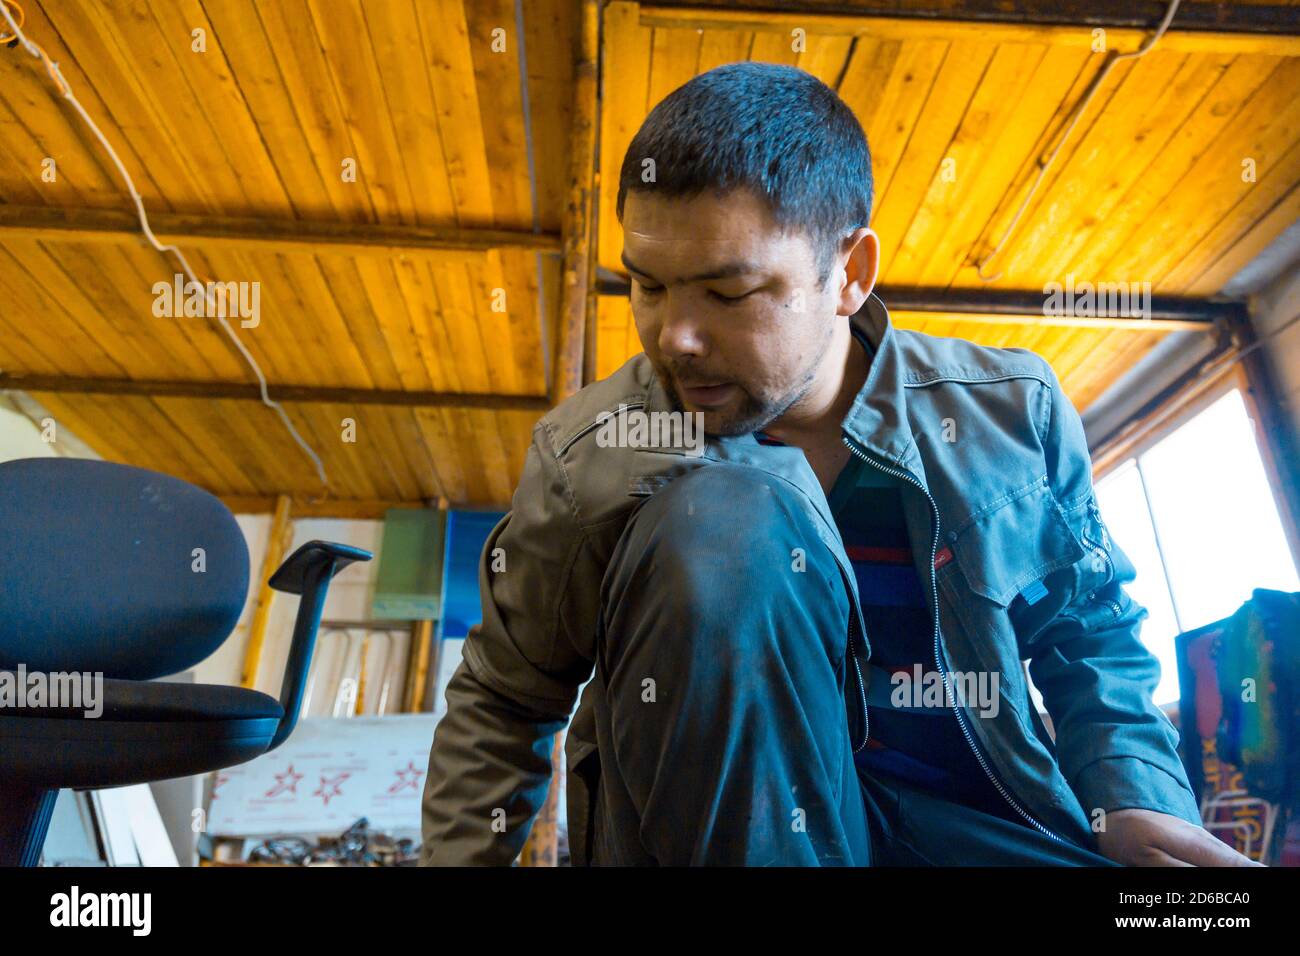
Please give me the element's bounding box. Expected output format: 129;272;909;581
658;297;708;359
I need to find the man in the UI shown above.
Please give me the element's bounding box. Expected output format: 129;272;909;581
421;62;1253;866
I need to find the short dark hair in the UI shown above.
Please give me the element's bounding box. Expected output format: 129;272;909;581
616;62;872;287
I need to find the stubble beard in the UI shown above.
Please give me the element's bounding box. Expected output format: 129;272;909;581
656;362;820;437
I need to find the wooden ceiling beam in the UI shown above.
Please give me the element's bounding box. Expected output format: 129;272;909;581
1;374;552;411
0;206;561;260
595;270;1234;330
640;2;1300;56
218;496;433;519
643;0;1300;33
889;311;1213;334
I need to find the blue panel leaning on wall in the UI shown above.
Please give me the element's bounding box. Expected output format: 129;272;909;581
439;511;507;641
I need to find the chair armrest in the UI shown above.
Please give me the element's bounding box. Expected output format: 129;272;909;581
269;541;372;595
266;540;373;750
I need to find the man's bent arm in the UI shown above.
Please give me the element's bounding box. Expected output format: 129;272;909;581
420;424;592;865
420;654;571;865
1025;362;1201;827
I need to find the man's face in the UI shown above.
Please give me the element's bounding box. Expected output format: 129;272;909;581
621;188;842;436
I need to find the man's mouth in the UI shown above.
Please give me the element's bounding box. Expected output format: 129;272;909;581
678;381;736;407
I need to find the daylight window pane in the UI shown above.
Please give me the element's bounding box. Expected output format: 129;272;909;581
1095;460;1183;706
1138;389;1300;634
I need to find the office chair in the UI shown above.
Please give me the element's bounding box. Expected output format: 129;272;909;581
0;457;371;866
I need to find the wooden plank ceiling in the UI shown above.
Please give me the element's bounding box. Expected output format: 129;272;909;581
596;0;1300;411
0;0;1297;512
0;0;576;509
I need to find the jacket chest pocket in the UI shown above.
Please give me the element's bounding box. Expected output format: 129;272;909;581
939;478;1084;698
948;477;1083;609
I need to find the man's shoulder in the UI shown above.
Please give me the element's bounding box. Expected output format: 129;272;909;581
891;326;1057;391
522;354;662;531
888;327;1075;468
534;352;657;457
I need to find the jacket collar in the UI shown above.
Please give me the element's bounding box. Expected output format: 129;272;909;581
843;293;920;476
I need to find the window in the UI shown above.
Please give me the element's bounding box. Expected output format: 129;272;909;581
1093;387;1300;705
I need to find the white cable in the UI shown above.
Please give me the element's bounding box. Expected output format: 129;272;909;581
975;0;1184;281
2;1;330;488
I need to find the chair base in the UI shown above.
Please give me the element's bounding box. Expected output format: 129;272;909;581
0;784;57;867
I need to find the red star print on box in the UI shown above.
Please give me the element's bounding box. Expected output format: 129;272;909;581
263;764;304;798
211;771;231;800
314;772;352;806
387;761;424;794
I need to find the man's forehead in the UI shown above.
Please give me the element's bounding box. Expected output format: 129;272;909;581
623;187;773;237
622;216;761;251
622;196;808;279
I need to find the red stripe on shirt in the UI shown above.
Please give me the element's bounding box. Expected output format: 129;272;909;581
845;544;912;564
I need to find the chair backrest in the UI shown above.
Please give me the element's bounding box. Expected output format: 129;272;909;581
0;458;250;680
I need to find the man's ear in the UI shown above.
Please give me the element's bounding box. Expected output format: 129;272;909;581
838;227;879;318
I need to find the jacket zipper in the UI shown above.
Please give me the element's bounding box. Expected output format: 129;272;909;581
1083;498;1123;617
843;435;1068;844
1088;497;1111;551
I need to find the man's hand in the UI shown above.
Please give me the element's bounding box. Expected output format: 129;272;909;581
1097;808;1264;867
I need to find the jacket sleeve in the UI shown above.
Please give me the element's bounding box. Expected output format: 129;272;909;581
1025;365;1202;827
420;423;593;865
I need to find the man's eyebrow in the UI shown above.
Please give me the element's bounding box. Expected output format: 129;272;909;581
621;251;763;285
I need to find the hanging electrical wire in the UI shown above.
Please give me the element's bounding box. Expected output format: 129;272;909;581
975;0;1185;282
1;0;330;489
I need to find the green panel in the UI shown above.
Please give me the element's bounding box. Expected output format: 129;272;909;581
371;508;446;621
